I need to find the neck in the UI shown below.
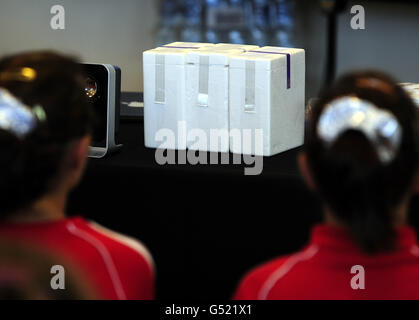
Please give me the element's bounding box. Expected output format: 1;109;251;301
393;196;410;227
323;196;410;228
324;206;344;227
9;189;67;223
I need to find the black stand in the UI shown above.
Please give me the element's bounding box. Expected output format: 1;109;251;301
320;0;348;88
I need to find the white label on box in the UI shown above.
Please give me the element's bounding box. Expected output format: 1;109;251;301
198;56;210;107
155;55;165;104
245;60;256;113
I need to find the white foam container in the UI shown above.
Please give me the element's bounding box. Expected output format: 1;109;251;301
162;42;212;49
143;43;215;150
214;43;260;51
185;47;246;152
229;46;306;156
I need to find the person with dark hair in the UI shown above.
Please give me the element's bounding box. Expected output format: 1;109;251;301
0;51;154;300
234;70;419;300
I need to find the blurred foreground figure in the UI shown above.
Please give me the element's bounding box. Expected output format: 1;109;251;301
0;240;95;299
234;71;419;300
0;52;154;300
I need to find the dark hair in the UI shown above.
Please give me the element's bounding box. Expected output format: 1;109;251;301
0;51;94;217
306;70;419;254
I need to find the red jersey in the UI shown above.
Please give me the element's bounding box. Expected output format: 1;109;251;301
234;224;419;300
0;216;154;300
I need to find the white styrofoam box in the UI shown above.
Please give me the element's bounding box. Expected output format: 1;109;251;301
185;47;244;152
143;42;215;150
162;42;214;49
214;43;260;51
143;46;199;150
229;46;305;156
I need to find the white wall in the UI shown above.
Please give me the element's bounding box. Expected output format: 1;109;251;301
0;0;159;92
337;1;419;83
0;0;418;96
300;0;419;99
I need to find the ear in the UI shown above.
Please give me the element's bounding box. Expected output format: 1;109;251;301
65;135;91;172
412;168;419;195
298;152;316;191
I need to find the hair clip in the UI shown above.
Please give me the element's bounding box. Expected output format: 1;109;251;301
0;67;37;82
400;83;419;108
317;96;402;164
0;88;45;139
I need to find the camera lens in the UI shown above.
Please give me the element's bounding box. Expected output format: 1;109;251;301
85;77;98;98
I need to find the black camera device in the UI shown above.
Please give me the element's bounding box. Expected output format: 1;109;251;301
82;63;123;158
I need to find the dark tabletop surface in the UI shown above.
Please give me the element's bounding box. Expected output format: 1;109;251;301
89;117;302;178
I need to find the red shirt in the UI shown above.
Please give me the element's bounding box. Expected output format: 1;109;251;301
234;224;419;300
0;216;154;300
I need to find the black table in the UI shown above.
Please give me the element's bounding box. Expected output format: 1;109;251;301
68;116;419;300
